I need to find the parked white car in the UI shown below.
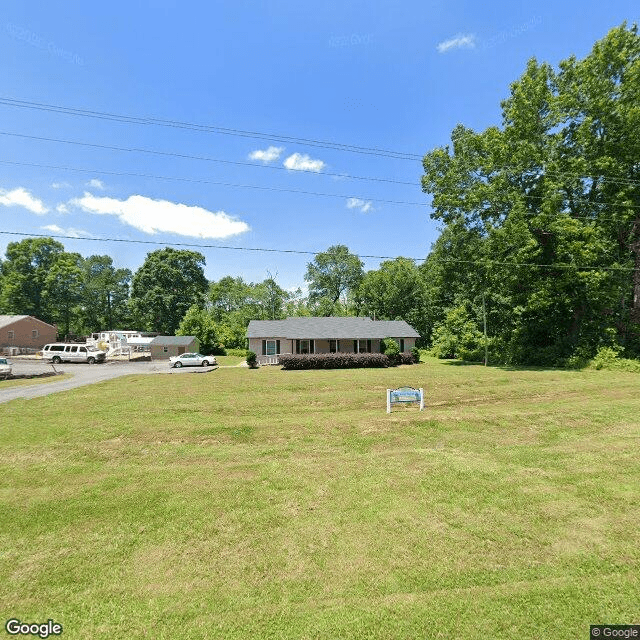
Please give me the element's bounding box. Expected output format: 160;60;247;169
0;357;12;378
169;353;217;368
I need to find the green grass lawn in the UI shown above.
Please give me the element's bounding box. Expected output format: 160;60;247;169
215;354;246;367
1;360;639;639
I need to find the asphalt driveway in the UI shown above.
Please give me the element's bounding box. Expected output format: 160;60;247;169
0;359;217;404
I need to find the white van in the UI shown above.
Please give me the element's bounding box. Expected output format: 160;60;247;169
43;343;107;364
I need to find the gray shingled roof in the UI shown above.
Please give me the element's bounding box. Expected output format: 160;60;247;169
247;317;420;339
150;335;198;346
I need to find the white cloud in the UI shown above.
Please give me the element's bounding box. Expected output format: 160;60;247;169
41;224;90;238
346;197;373;213
437;33;476;53
0;187;48;214
87;178;105;189
56;203;69;213
69;192;250;239
249;146;284;163
51;181;72;189
283;153;326;173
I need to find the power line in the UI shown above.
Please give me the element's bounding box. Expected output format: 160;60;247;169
0;96;422;161
1;230;636;272
0;130;419;187
0;159;428;207
3;96;640;190
3;130;639;198
3;157;638;218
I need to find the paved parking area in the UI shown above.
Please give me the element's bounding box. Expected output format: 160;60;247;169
0;359;217;404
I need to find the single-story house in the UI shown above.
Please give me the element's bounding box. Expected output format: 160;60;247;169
0;315;58;353
248;317;420;364
150;335;199;359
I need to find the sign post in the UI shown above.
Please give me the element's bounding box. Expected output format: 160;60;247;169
387;387;424;413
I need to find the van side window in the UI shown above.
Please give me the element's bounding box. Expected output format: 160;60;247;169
70;346;78;353
79;347;86;353
51;346;64;352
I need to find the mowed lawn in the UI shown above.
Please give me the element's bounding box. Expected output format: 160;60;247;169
1;360;639;639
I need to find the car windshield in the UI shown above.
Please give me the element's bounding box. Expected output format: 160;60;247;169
0;358;7;364
86;346;100;352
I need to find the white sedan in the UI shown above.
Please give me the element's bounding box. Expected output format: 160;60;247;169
169;353;217;368
0;357;12;378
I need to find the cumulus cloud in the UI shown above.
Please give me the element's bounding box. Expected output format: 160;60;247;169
283;153;326;172
249;146;284;163
436;33;476;53
51;181;72;189
346;197;373;213
41;224;90;238
69;192;250;239
0;187;48;214
87;178;105;189
56;203;70;213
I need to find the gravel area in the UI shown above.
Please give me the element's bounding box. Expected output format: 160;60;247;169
0;358;218;404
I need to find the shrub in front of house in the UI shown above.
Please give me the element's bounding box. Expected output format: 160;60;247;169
279;353;390;370
246;351;258;368
397;352;417;365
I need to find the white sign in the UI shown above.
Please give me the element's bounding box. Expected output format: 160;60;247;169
387;387;424;413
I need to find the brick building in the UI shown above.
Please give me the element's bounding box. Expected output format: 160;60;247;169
0;315;58;353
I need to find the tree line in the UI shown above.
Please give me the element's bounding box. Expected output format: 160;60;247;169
1;24;638;365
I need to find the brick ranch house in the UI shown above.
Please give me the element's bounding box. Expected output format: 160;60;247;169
248;317;420;365
0;315;58;354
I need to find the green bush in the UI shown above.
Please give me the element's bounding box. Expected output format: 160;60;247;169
246;351;258;368
430;306;484;361
411;346;420;363
381;338;400;365
226;348;248;357
591;346;640;372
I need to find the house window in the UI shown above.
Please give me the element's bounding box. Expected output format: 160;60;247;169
296;339;314;354
353;339;371;353
329;340;339;353
400;339;405;352
7;330;14;341
163;347;168;353
32;329;39;338
262;340;280;356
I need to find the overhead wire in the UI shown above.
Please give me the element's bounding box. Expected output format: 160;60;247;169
0;130;419;187
0;96;421;161
1;158;638;219
2;95;640;190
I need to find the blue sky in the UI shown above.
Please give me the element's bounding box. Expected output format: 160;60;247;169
0;1;638;291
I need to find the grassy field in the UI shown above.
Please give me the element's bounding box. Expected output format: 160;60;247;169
1;359;639;639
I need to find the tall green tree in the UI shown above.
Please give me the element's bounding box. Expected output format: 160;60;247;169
176;305;220;354
42;252;85;338
359;257;426;333
0;237;65;321
421;23;640;364
81;255;131;331
304;245;364;315
130;248;208;334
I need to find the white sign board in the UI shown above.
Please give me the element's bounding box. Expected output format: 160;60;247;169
387;387;424;413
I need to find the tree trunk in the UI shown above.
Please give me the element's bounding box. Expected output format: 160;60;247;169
631;219;640;324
